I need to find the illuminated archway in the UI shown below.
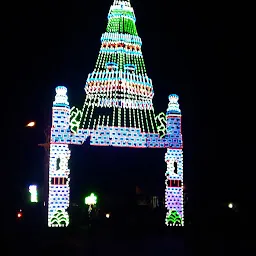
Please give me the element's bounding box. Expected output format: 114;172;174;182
47;0;184;227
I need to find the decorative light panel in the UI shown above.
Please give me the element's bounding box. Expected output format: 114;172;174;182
29;185;38;203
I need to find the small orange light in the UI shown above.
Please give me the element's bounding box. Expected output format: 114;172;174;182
17;213;22;218
26;121;36;127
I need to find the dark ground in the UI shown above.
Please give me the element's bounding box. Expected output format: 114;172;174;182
5;219;185;256
4;227;185;256
3;205;255;256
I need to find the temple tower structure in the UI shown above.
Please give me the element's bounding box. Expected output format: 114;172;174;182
47;0;185;227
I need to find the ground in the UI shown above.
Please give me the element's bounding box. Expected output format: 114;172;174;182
3;206;254;255
4;223;253;256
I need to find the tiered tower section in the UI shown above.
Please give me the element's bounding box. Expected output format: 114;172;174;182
79;0;157;133
165;95;184;226
48;86;71;227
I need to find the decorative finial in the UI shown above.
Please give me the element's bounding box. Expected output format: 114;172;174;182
168;94;179;102
167;94;181;114
53;86;69;107
113;0;131;7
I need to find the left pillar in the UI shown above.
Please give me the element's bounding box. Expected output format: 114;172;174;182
48;86;71;227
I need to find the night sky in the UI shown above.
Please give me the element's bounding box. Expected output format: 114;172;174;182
5;0;245;217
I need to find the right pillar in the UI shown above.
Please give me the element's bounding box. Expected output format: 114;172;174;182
165;94;184;226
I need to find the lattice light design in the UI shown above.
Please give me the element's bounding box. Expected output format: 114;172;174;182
155;112;167;138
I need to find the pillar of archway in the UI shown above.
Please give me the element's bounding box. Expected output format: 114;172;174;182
165;94;184;226
48;86;71;227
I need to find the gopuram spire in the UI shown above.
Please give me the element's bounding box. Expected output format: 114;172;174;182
78;0;157;133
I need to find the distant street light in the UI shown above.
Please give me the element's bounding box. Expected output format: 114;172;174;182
85;193;97;206
85;193;97;215
26;121;36;127
23;117;50;226
228;202;233;209
17;210;23;219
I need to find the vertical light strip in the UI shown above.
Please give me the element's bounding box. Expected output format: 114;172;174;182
144;109;150;132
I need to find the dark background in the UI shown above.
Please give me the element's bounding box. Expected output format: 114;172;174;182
4;0;246;230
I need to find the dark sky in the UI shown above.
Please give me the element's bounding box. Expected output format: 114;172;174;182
5;0;245;213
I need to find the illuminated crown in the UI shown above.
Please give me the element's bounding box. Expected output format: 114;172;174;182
168;94;179;103
56;86;68;96
53;86;69;107
167;94;181;114
113;0;131;7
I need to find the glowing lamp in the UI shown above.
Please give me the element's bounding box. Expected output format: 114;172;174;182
29;185;38;203
85;193;97;206
17;210;23;218
228;202;233;209
26;121;36;127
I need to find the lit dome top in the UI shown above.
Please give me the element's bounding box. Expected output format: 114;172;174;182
167;94;181;114
53;86;69;107
56;86;68;96
168;94;179;103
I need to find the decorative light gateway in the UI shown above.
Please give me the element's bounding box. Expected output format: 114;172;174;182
29;185;38;203
47;0;184;228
